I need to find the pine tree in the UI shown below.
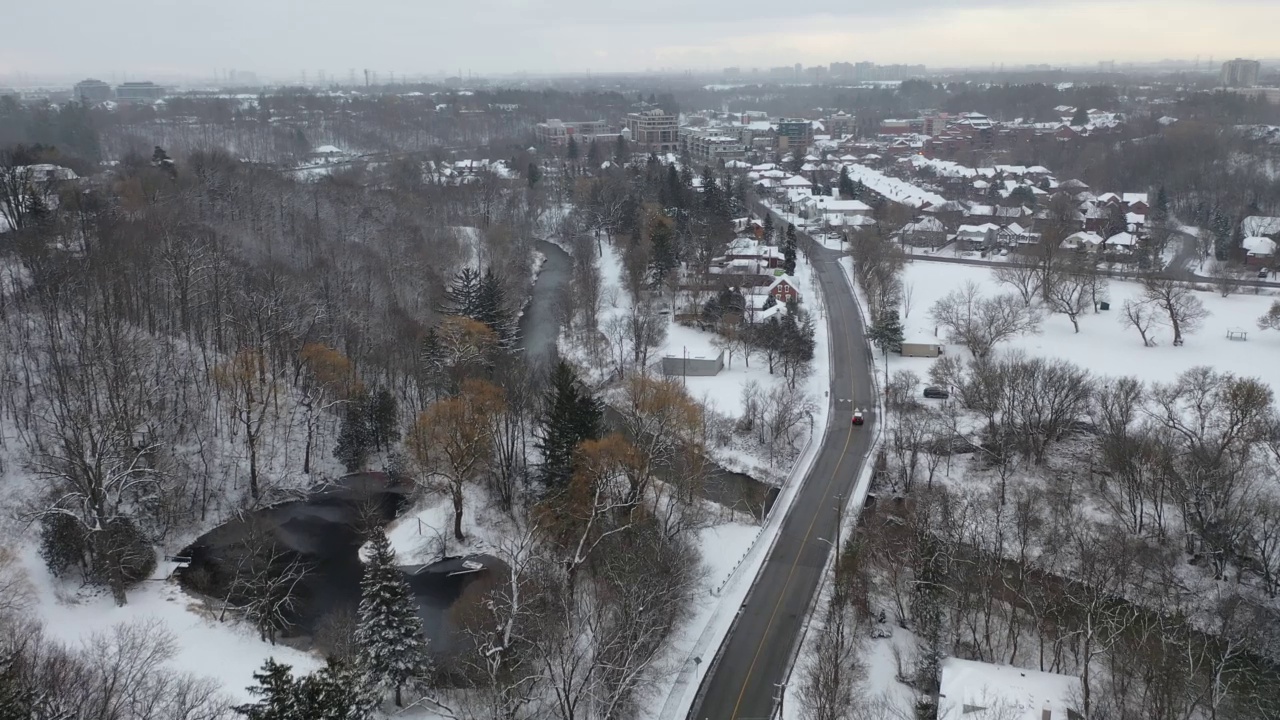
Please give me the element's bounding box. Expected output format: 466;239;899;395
298;659;378;720
441;267;483;317
838;166;854;199
1151;186;1170;227
566;135;579;162
586;140;601;168
783;224;798;275
537;361;604;489
356;531;430;707
335;394;374;472
869;312;905;354
762;211;774;244
526;162;541;187
474;268;517;344
235;659;302;720
614;135;629;165
366;387;400;452
648;219;679;288
1212;209;1233;260
1071;106;1089;127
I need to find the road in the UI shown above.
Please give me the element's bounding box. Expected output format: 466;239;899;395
690;211;876;720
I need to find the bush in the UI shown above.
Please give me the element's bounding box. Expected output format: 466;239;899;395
38;514;88;579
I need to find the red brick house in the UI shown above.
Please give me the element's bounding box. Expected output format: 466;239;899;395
768;277;801;304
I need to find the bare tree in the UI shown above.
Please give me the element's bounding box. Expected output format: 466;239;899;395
1142;276;1209;346
929;283;1040;359
1120;299;1159;347
992;262;1045;307
1044;268;1089;332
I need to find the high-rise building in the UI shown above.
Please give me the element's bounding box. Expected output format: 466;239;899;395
625;108;679;153
776;118;814;152
74;78;112;103
1221;58;1261;88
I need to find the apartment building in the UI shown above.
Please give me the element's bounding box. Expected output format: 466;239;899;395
534;119;611;147
1221;58;1261;88
625;108;679;153
775;118;814;152
682;129;746;164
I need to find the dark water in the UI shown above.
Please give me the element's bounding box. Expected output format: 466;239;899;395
519;239;572;370
176;473;498;656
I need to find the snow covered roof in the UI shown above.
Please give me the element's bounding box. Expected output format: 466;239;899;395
939;658;1082;720
1243;236;1277;256
1242;216;1280;237
957;223;999;235
1065;230;1105;247
781;175;813;187
1106;232;1137;247
1122;192;1149;205
902;216;945;233
839;163;944;208
312;144;343;154
809;197;872;212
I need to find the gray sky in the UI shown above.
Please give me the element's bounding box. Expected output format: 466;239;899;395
3;0;1275;79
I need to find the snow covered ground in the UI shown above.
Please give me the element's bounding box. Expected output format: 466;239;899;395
891;259;1280;389
14;541;321;704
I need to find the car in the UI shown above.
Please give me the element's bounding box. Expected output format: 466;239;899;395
923;386;949;399
851;411;865;426
1260;268;1270;280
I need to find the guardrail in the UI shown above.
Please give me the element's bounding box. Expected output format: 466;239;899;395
655;222;838;720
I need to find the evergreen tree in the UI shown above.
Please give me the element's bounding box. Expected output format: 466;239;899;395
783;224;798;275
1212;209;1233;261
526;162;541;188
566;135;579;162
298;659;378;720
441;267;483;317
1105;204;1128;238
335;394;374;472
614;135;629;165
1151;185;1170;227
366;387;400;452
474;268;517;344
762;210;774;243
235;659;302;720
838;166;855;199
356;531;430;707
586;140;601;168
648;219;679;288
1070;106;1089;127
537;361;604;489
869;312;905;354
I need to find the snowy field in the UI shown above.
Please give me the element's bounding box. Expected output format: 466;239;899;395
887;259;1280;389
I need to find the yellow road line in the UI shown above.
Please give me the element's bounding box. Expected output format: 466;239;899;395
728;261;860;719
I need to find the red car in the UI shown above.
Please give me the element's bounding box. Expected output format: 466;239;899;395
851;411;865;426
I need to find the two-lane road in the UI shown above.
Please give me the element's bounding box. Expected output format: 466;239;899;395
690;216;876;720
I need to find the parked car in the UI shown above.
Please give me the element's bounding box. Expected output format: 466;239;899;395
851;411;865;426
923;386;949;399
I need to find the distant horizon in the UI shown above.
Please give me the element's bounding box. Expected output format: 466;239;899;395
2;0;1278;83
2;56;1276;91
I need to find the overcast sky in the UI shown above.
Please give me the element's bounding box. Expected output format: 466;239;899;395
2;0;1276;80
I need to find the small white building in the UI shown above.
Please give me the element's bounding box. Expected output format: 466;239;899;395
938;658;1083;720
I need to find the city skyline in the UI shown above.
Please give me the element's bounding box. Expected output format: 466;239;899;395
1;0;1278;81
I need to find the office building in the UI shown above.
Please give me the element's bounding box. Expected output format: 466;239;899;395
1221;58;1261;88
824;111;856;138
625;108;679;153
115;81;166;103
776;118;814;152
74;78;112;103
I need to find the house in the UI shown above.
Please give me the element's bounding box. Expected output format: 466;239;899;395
955;223;999;250
938;658;1084;720
1062;231;1105;252
1122;193;1149;215
781;174;813;190
900;216;948;248
767;276;800;304
997;222;1039;249
1104;231;1138;252
721;238;785;271
1243;236;1277;266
